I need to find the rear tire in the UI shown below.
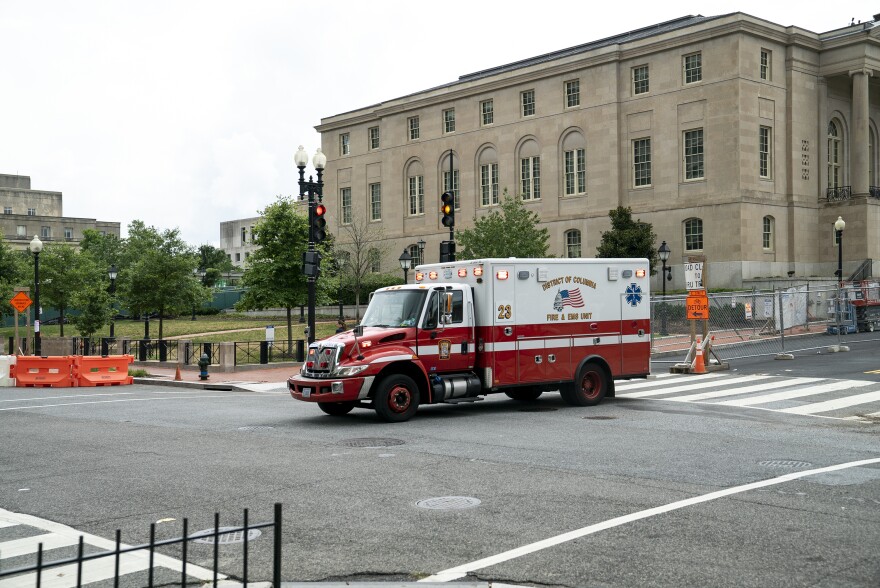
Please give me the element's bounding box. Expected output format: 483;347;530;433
560;362;608;407
318;401;355;416
505;388;543;401
374;374;420;422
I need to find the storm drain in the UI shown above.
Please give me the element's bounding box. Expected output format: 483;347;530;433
583;416;617;420
338;438;405;448
416;496;481;510
759;460;813;469
191;527;262;545
237;426;275;431
518;407;558;412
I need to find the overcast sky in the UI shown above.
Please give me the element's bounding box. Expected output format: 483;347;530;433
1;1;873;247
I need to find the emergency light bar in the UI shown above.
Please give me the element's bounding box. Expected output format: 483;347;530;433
415;272;424;281
458;268;467;277
496;270;509;280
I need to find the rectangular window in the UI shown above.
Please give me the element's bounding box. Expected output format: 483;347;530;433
684;129;704;180
41;226;51;239
566;230;582;258
339;133;350;155
683;52;702;84
369;127;380;149
520;156;541;200
408;176;424;215
521;90;535;117
564;148;586;195
341;187;352;224
408;116;420;140
3;207;11;214
369;183;382;221
481;100;494;125
443;108;456;133
64;227;73;240
27;208;36;216
759;126;772;178
685;219;704;251
16;225;25;237
632;65;649;95
443;169;460;210
235;253;241;262
480;163;499;206
763;217;773;250
241;227;247;245
565;80;580;107
760;49;770;80
369;249;381;273
633;138;652;187
250;226;255;242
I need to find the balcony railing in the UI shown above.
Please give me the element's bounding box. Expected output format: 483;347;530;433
870;186;880;199
825;186;852;201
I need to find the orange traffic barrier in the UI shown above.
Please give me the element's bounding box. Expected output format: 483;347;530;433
12;356;76;388
74;355;134;387
693;337;707;374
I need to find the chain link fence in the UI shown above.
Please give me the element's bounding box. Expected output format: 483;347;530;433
651;283;879;364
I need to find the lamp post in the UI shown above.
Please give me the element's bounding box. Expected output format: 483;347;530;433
399;249;412;283
335;258;344;320
834;216;846;342
658;240;671;336
191;268;199;321
295;145;326;345
30;236;43;356
108;265;118;338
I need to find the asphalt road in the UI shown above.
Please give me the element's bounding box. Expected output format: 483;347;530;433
1;355;879;587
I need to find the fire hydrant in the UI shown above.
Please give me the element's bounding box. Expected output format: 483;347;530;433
198;353;210;381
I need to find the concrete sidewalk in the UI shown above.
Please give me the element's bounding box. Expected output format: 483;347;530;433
133;364;297;391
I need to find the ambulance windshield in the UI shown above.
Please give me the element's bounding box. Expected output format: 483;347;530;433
361;289;428;328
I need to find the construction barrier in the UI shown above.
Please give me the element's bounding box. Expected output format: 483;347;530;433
0;355;16;386
12;356;77;388
73;355;134;387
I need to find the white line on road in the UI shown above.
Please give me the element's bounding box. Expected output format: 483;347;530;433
0;532;78;558
663;377;823;402
0;392;135;403
619;375;771;399
716;380;875;407
0;394;256;411
780;390;880;415
614;373;725;391
419;457;880;583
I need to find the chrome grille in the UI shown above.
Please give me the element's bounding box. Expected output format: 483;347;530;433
302;342;343;378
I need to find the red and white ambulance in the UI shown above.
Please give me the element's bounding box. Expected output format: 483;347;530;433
287;258;651;422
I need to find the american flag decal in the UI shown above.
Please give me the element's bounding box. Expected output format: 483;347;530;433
559;288;584;308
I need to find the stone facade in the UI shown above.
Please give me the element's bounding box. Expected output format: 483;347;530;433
315;13;880;289
0;174;120;249
219;217;261;267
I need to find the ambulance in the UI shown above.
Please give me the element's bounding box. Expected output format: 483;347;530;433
287;258;651;422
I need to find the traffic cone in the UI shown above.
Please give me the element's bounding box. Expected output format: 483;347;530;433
693;337;707;374
174;365;182;381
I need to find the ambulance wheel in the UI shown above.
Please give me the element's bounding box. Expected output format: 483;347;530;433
505;388;543;401
375;374;420;422
561;362;607;407
318;401;355;416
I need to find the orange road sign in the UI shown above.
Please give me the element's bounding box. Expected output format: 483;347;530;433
10;291;32;313
686;291;709;320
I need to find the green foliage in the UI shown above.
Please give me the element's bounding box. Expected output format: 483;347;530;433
38;244;92;336
596;206;659;275
0;233;27;321
69;280;112;338
198;244;234;286
456;189;550;259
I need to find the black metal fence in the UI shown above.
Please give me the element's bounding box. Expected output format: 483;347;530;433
183;342;221;365
123;339;182;362
234;341;305;365
71;337;121;357
0;503;283;587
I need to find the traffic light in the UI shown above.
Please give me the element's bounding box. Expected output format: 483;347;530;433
312;203;327;243
439;240;456;263
302;250;322;277
440;191;455;228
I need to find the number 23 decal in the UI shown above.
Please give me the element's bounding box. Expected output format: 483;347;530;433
497;304;512;320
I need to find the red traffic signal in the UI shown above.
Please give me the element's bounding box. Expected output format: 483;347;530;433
313;203;327;243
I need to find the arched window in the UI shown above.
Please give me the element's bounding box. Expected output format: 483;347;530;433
684;218;703;252
561;131;586;196
405;160;425;216
518;138;541;200
827;120;841;189
565;230;582;258
762;216;775;251
407;243;423;267
478;146;500;207
870;127;876;188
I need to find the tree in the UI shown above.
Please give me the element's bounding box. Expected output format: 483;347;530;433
197;244;234;287
236;196;334;353
0;232;27;322
596;206;659;274
335;216;390;318
457;189;550;259
69;278;112;338
38;244;89;336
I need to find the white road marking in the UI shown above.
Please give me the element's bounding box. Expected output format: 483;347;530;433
664;378;822;402
780;390;880;415
420;457;880;583
614;373;725;391
620;375;771;399
0;392;135;403
0;395;255;412
0;532;78;558
717;380;875;407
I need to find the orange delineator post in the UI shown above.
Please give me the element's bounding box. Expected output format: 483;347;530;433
12;356;77;388
73;355;134;387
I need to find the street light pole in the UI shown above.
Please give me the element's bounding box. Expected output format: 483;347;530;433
417;238;426;266
658;240;671;336
295;145;326;345
399;249;412;284
834;216;846;342
30;236;43;356
108;265;118;338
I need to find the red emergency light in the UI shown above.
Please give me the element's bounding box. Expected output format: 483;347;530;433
415;272;424;281
458;268;467;277
473;267;483;277
429;271;438;280
636;269;646;278
496;270;509;280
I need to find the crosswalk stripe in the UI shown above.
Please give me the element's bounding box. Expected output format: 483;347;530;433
780;390;880;415
0;533;78;558
0;521;17;529
663;377;823;402
717;380;875;407
620;375;772;399
0;556;151;588
615;373;725;391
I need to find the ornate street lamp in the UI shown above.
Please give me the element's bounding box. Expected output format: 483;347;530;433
658;240;672;336
417;238;426;266
399;249;412;283
295;145;326;345
108;264;118;338
834;216;846;342
30;236;43;356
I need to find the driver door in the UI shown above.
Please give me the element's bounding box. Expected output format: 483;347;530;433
416;288;475;375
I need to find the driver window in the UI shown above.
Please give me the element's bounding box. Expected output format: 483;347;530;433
422;292;439;329
450;291;463;323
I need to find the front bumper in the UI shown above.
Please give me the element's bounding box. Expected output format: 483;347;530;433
287;373;374;403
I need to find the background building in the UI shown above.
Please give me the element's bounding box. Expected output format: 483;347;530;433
0;174;120;248
315;12;880;289
220;217;261;267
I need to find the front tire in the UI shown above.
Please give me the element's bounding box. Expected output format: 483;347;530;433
374;374;420;422
318;401;355;416
560;362;608;407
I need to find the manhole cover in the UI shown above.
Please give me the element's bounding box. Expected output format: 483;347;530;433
191;527;262;545
415;496;481;510
759;460;813;469
582;416;617;420
338;438;405;448
237;426;275;431
518;407;558;412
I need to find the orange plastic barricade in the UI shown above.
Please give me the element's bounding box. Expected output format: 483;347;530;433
12;356;76;388
74;355;134;387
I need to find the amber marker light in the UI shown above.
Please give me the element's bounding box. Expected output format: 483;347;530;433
415;272;424;281
429;271;438;280
636;269;647;278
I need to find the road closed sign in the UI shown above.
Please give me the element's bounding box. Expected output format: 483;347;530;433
686;289;709;320
685;262;704;291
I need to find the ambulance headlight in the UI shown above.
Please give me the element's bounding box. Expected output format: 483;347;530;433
334;365;368;377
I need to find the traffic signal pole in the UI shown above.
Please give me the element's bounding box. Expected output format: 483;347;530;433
440;149;456;262
296;148;325;345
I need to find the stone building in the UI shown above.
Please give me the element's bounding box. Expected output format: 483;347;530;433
0;174;120;249
315;12;880;289
219;217;261;267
